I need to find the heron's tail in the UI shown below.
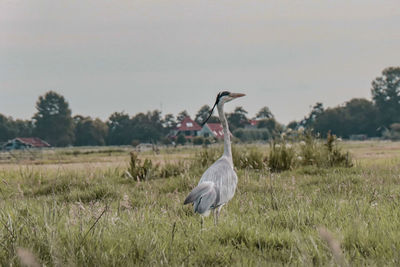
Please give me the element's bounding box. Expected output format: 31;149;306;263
184;182;219;215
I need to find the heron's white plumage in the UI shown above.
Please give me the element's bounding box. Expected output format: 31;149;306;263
184;91;244;222
198;156;237;205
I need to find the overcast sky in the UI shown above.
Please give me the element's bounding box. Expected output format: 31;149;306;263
1;0;399;124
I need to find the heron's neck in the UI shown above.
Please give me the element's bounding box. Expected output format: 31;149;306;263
217;103;233;166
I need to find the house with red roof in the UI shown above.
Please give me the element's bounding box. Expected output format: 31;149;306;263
170;117;202;139
2;137;51;150
199;123;225;139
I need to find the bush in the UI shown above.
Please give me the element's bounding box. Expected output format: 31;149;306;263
193;147;221;168
126;152;158;181
267;142;296;172
233;128;271;142
160;161;186;178
298;131;323;166
382;123;400;140
233;147;266;170
267;130;352;172
176;134;186;145
193;137;204;145
325;131;352;167
192;130;352;173
127;152;188;181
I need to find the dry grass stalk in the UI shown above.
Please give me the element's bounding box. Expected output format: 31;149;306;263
318;227;347;267
16;247;40;267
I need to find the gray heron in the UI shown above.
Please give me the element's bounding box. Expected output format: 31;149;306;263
184;91;245;226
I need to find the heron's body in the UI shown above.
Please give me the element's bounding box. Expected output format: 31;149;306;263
184;91;244;224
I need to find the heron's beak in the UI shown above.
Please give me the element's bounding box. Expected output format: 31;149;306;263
230;93;246;98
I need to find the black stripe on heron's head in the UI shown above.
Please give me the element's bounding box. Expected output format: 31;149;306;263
201;91;231;126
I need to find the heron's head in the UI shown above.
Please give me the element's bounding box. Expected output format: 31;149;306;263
201;91;245;126
215;91;246;105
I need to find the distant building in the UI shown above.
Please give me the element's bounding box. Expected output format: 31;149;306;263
2;138;51;150
245;119;260;129
170;117;202;139
199;123;224;139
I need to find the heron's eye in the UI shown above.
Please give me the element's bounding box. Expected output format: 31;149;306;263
220;91;230;97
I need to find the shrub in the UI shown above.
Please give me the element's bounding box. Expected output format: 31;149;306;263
297;130;352;168
127;152;158;181
233;128;271;142
298;131;323;166
325;131;352;167
160;161;186;178
193;137;204;145
382;123;400;140
267;142;296;172
131;140;140;147
193;147;221;168
232;147;266;170
176;134;186;145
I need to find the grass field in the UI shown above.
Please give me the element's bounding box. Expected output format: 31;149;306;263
1;141;400;266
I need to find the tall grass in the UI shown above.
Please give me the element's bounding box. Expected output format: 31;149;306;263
0;143;399;265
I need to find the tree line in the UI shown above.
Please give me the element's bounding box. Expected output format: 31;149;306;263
0;67;399;146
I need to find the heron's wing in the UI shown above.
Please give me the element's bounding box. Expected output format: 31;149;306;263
199;157;238;204
183;182;213;205
194;186;218;214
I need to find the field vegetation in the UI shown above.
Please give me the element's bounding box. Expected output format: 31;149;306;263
1;140;400;266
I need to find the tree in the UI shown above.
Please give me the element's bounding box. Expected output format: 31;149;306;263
371;67;400;126
257;118;282;137
176;133;186;145
107;112;132;145
33;91;74;146
195;105;219;125
227;106;249;131
313;98;379;138
0;114;34;142
131;110;164;143
177;110;189;122
256;106;274;119
287;121;299;130
14;119;34;137
0;114;17;142
74;116;108;146
162;113;177;131
301;102;324;128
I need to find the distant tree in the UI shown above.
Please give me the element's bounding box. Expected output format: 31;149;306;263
131;110;164;143
256;106;274;119
195;105;219;125
301;102;324;128
371;67;400;126
32;91;74;146
227;106;249;131
176;133;186;145
314;98;379;138
74;116;108;146
287;121;299;130
257;118;282;137
14;119;34;137
0;114;34;142
0;114;17;142
162;113;177;131
233;128;271;142
107;112;132;145
177;110;189;122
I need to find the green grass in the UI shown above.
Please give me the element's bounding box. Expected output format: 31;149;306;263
1;142;400;265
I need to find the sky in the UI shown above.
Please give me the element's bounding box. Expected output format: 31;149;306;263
1;0;400;124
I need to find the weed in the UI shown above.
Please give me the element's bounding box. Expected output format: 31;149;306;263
127;152;158;181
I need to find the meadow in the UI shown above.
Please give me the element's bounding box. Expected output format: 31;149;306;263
1;141;400;266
